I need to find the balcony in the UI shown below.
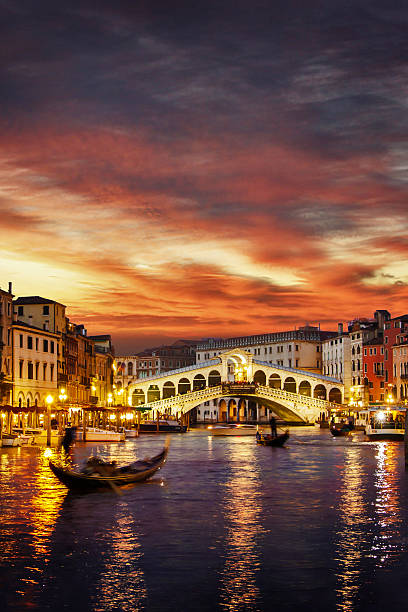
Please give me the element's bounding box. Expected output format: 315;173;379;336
401;373;408;379
57;373;68;382
374;370;384;377
89;395;98;404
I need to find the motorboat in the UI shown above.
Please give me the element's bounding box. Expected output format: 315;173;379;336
364;407;406;441
123;428;138;438
139;420;187;433
74;427;126;442
1;433;22;447
208;424;259;436
49;439;170;492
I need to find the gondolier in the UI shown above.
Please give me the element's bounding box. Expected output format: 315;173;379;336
269;416;277;437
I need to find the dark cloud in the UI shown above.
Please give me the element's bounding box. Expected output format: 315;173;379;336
0;0;407;351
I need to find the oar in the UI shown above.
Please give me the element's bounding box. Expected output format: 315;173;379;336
97;465;123;496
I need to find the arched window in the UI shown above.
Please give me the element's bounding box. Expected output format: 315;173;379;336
128;362;133;376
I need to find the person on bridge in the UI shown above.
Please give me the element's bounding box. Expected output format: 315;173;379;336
269;416;277;437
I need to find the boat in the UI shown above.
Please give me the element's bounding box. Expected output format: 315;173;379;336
256;430;289;446
74;427;126;442
1;433;22;447
49;440;170;491
123;428;138;438
364;407;406;441
208;424;259;436
330;425;353;437
139;420;187;433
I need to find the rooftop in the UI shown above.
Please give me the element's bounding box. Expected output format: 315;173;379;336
14;296;66;307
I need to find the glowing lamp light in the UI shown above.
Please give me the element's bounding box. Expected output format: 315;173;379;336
45;395;54;406
376;411;386;422
125;412;133;420
109;414;116;421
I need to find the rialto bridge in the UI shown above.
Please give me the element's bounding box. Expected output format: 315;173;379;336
122;349;344;424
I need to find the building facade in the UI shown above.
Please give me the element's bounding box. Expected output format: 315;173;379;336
11;321;59;408
196;326;336;373
0;283;14;405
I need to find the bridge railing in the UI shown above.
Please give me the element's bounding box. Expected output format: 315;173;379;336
134;382;339;416
136;385;223;414
256;385;340;411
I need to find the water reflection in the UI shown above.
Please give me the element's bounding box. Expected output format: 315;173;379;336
371;443;403;565
335;442;405;612
218;440;265;611
93;504;147;612
335;446;369;612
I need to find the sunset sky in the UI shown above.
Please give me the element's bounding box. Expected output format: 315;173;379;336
0;1;407;353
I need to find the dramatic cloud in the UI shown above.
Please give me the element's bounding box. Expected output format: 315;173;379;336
0;0;407;351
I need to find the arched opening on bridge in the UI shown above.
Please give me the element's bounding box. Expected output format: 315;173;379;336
208;370;221;387
268;374;281;389
329;387;342;403
219;399;227;421
283;377;296;394
132;389;145;406
238;398;246;421
163;381;176;399
147;385;160;403
178;378;191;395
253;370;266;386
193;374;206;391
298;381;312;397
228;399;237;421
314;384;327;400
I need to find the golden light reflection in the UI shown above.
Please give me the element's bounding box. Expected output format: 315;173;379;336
30;449;67;560
371;443;402;565
94;508;147;611
219;441;264;611
335;447;368;612
335;442;404;612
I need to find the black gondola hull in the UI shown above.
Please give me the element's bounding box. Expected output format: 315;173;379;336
256;432;289;447
49;447;168;491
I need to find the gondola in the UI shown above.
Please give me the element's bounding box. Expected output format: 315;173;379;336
256;430;289;447
330;425;352;437
49;440;169;491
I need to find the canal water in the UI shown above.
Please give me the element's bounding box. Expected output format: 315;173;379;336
1;427;408;612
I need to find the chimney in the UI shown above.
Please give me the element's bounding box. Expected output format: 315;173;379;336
8;282;12;294
338;323;343;335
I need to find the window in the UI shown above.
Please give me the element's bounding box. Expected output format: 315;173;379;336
43;339;48;352
19;334;23;348
43;363;47;380
19;360;23;378
50;364;54;381
35;363;39;379
18;306;23;316
27;336;33;349
35;338;39;350
50;341;54;353
27;362;33;379
364;349;367;356
43;305;49;315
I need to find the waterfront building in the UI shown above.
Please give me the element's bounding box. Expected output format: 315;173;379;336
392;331;408;402
321;323;351;401
362;338;385;404
0;283;14;405
89;335;115;407
11;320;58;408
347;311;389;405
195;325;335;373
114;340;197;403
383;314;408;394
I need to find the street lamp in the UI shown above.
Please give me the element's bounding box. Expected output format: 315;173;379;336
45;394;54;446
